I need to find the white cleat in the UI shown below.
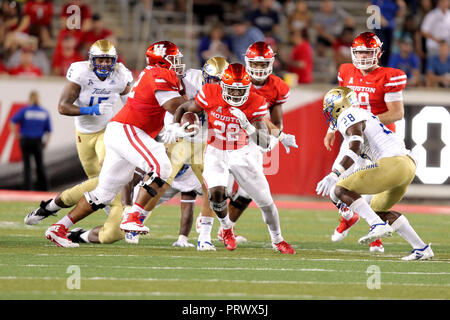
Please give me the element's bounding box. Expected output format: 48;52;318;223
197;240;216;251
358;222;393;245
173;240;195;248
331;229;349;242
125;231;139;244
45;224;79;248
401;243;434;261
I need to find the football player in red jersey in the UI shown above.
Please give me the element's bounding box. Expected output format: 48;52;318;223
167;63;295;254
321;32;407;253
215;41;298;243
44;41;196;247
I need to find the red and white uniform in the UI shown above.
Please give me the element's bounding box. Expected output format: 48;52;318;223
334;63;407;174
231;74;290;199
90;66;181;204
195;84;275;207
337;63;406;132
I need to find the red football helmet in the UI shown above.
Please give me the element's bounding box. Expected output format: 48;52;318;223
351;32;383;70
145;40;185;76
244;41;275;81
221;63;251;107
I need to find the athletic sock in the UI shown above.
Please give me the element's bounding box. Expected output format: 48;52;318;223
46;199;62;212
349;198;384;226
391;215;426;249
218;214;234;230
131;202;149;219
260;203;283;244
57;214;74;229
198;216;214;242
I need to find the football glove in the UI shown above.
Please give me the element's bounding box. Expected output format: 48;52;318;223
160;122;194;144
230;107;256;135
316;171;339;197
278;132;298;154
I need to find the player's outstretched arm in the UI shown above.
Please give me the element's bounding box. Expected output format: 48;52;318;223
58;81;82;116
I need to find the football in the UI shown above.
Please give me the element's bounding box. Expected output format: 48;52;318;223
181;112;200;134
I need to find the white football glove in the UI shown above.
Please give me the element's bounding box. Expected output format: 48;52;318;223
316;171;339;197
98;101;114;115
160;122;194;144
230;107;256;135
278;132;298;154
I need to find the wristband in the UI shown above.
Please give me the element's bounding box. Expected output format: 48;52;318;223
80;104;99;115
278;131;285;141
244;124;256;135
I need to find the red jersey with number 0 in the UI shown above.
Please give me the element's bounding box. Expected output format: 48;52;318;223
112;66;182;138
195;83;268;150
337;63;406;132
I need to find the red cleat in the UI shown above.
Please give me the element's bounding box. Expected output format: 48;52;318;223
272;240;296;254
331;212;360;242
45;224;79;248
120;211;149;234
369;238;384;252
222;228;237;251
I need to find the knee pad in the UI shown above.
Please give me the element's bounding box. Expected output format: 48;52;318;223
84;191;107;211
229;196;252;211
209;199;227;212
141;172;166;197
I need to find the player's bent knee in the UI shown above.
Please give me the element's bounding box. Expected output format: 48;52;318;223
84;190;114;211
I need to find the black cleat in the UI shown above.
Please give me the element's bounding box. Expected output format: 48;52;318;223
67;228;88;243
24;199;58;225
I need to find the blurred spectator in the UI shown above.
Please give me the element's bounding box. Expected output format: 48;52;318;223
60;0;92;32
23;0;54;48
10;90;51;191
1;0;31;54
6;35;50;74
313;38;336;83
51;34;83;76
388;37;421;86
288;28;313;84
420;0;450;57
8;49;42;77
313;0;354;47
229;17;265;63
81;13;115;52
54;23;84;59
246;0;281;39
426;41;450;87
198;24;232;66
370;0;407;67
332;26;354;69
265;36;286;77
287;0;312;36
394;14;424;59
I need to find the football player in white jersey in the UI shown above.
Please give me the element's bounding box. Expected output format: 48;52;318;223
24;39;134;245
316;87;433;261
126;56;229;250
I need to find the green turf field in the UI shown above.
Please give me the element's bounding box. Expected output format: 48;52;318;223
0;201;449;300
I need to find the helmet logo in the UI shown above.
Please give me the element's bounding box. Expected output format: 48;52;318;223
153;44;167;57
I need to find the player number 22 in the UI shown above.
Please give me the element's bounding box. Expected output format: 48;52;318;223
214;120;240;141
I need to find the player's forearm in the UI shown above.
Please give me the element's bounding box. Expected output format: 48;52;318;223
249;121;270;149
377;109;404;125
58;102;83;116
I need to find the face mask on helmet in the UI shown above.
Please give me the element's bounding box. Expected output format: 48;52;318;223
89;40;118;78
166;54;185;76
351;32;382;70
221;83;251;106
245;41;275;81
351;47;381;70
221;63;251;107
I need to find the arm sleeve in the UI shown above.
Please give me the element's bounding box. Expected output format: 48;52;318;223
11;109;24;124
194;85;209;111
383;69;407;93
66;62;83;85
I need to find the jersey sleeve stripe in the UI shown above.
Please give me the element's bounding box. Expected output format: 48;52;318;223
197;95;208;106
252;110;268;116
389;75;407;81
155;78;167;83
199;88;206;99
384;80;407;86
337;75;343;81
258;103;269;110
